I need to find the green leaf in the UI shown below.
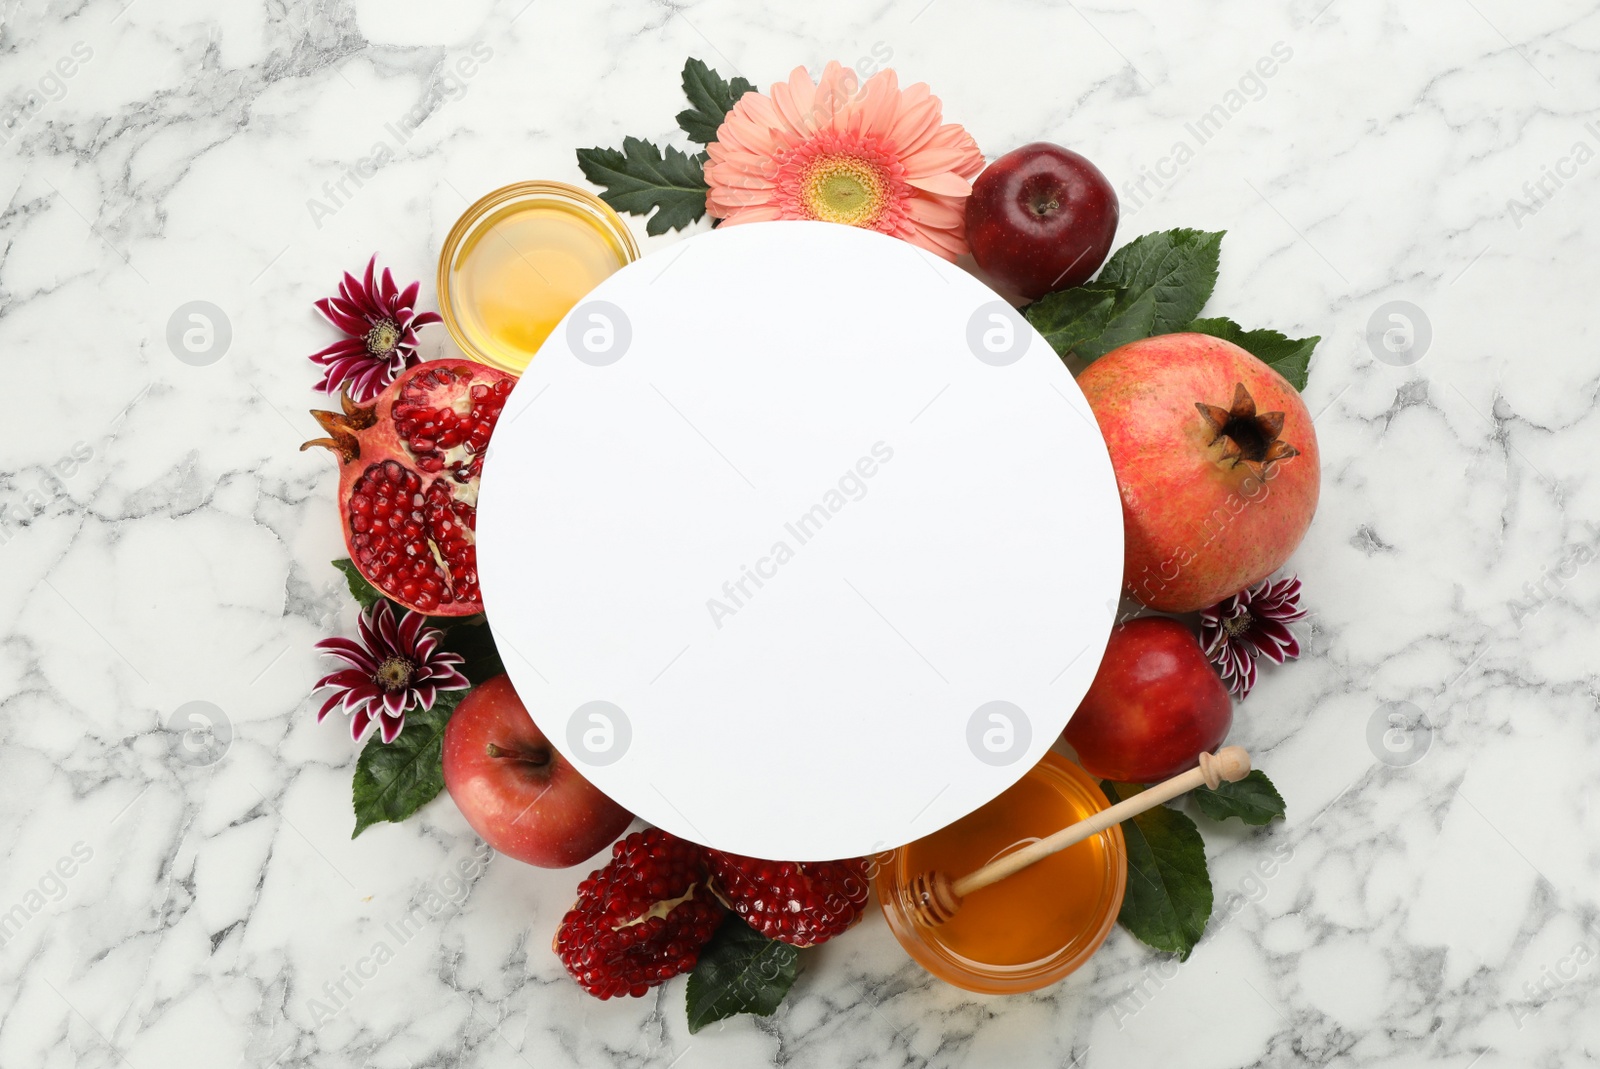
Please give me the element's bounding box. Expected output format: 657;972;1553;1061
1193;769;1287;826
437;616;504;686
1074;229;1225;362
685;920;801;1033
1095;228;1224;334
351;691;463;837
1023;284;1120;358
331;558;382;611
1104;780;1213;960
1185;317;1318;392
677;57;755;144
575;137;708;236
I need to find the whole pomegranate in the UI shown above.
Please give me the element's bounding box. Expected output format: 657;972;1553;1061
303;359;514;616
1078;334;1319;613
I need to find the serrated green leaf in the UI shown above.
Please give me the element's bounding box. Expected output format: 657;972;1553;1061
1193;769;1287;826
677;57;755;144
1095;228;1224;334
351;691;462;837
575;137;708;236
1104;780;1213;960
685;920;801;1033
1184;316;1318;392
331;558;383;611
1023;284;1120;358
1074;229;1225;362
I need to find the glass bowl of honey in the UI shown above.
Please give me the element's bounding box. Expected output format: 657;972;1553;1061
875;751;1126;994
438;181;640;374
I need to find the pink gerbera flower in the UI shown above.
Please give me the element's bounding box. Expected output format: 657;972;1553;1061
702;62;985;261
308;255;442;402
313;601;469;743
1200;575;1307;699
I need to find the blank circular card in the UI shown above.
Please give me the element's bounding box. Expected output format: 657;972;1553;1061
477;220;1123;861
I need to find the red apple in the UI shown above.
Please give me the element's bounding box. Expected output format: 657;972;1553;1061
442;674;633;867
1063;617;1232;782
1078;333;1320;613
965;142;1118;300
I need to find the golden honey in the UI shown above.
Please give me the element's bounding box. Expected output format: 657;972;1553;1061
438;182;638;374
876;752;1126;993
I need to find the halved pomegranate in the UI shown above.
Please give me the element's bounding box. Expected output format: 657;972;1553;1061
303;359;514;617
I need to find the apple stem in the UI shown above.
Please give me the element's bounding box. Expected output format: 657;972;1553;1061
485;742;551;767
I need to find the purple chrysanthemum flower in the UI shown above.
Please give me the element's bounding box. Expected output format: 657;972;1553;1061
308;255;443;402
1200;574;1307;699
313;601;469;743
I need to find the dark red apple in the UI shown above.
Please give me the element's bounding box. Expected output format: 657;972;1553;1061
442;674;633;867
1063;617;1232;782
965;142;1118;300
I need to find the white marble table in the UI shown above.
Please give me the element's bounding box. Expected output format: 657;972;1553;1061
5;1;1598;1066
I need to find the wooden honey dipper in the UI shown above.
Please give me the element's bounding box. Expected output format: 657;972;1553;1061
907;747;1252;927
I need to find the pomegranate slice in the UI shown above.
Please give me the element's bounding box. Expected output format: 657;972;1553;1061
303;359;514;617
705;851;870;947
556;829;726;999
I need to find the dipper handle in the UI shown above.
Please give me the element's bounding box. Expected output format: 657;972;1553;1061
909;747;1251;925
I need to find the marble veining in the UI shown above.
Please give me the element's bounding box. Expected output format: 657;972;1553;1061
4;0;1600;1065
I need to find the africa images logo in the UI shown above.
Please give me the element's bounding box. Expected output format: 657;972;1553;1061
1120;42;1294;218
1505;119;1600;230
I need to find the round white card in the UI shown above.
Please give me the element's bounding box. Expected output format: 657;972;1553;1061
477;220;1122;861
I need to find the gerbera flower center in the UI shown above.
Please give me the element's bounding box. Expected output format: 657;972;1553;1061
365;318;401;357
1222;612;1253;637
374;655;415;692
800;155;888;227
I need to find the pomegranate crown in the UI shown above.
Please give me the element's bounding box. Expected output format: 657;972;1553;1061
302;389;378;463
1196;382;1300;472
